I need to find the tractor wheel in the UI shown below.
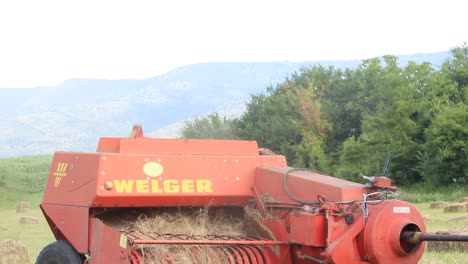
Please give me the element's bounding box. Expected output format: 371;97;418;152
36;240;84;264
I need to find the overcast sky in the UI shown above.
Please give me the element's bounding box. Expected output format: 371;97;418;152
0;0;466;88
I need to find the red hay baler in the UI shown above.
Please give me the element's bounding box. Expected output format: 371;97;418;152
36;126;465;264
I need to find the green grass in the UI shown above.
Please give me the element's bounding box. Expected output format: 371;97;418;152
0;155;51;209
0;189;44;210
0;155;54;262
416;203;468;264
419;251;468;264
399;184;468;203
0;208;55;262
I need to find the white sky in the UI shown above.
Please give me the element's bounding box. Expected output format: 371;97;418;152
0;0;466;88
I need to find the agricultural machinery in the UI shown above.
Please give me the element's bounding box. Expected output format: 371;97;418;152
36;126;467;263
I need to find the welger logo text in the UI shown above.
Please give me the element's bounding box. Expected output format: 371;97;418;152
111;161;213;193
112;179;213;193
54;162;69;188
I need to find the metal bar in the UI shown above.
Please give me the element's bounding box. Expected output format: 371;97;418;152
298;254;325;264
402;232;468;244
131;239;290;245
381;152;393;176
251;186;267;218
419;233;468;242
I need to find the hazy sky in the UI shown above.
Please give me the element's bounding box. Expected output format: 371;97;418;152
0;0;466;88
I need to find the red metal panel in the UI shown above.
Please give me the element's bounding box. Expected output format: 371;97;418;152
97;138;260;155
92;154;287;207
42;152;100;206
43;149;287;208
255;166;366;203
88;218;127;264
40;204;89;253
324;216;367;264
95;138;121;153
287;213;326;247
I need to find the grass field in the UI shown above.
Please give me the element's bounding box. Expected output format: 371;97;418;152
0;207;54;262
416;203;467;264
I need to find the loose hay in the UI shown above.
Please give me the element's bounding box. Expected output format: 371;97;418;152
130;207;249;264
133;207;245;237
0;240;30;264
429;201;448;209
443;204;466;213
458;197;468;203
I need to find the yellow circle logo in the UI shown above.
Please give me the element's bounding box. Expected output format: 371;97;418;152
143;162;164;177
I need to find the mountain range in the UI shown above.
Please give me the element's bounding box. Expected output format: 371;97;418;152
0;51;450;157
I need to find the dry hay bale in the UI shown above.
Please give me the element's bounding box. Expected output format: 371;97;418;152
458;197;468;203
15;202;29;213
429;201;448;209
463;202;468;212
448;215;468;222
426;231;468;252
0;239;30;264
18;216;39;224
131;207;247;264
443;203;466;213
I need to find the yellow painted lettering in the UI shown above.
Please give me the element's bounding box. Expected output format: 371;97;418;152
114;180;134;193
151;180;163;193
113;179;213;193
136;180;149;193
181;180;195;193
197;180;213;192
164;180;179;193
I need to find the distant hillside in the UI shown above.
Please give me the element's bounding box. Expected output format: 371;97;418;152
0;51;450;157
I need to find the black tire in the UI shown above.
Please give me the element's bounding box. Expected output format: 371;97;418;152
36;240;84;264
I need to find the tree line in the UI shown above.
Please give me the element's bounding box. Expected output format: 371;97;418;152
181;45;467;187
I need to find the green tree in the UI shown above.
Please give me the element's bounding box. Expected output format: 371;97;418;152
236;67;330;171
180;113;238;139
420;103;467;185
235;85;304;163
235;44;467;187
440;43;468;103
334;56;434;184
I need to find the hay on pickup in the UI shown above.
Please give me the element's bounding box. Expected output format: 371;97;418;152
130;207;248;264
